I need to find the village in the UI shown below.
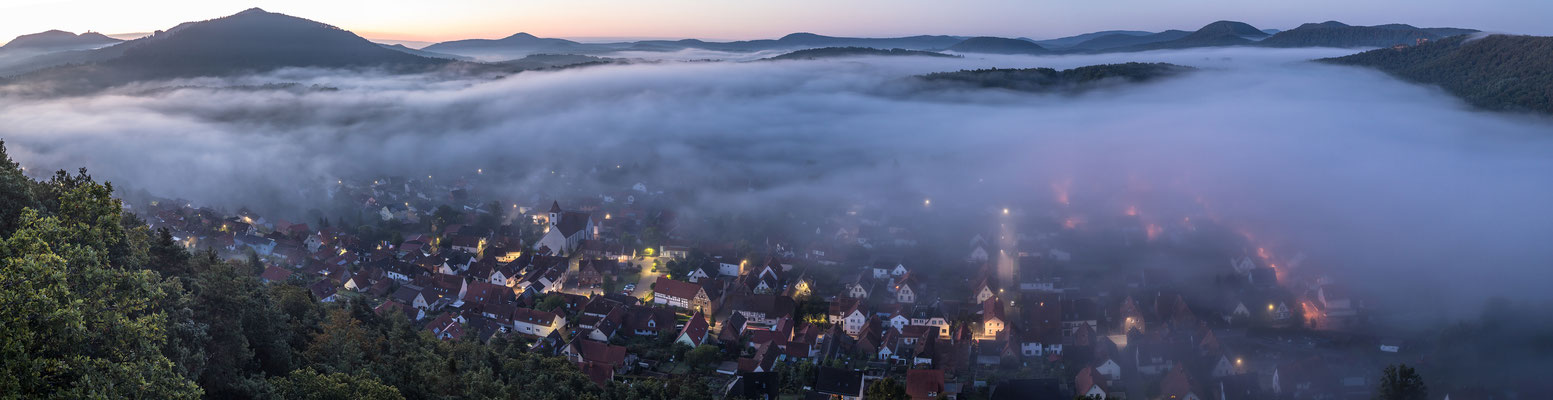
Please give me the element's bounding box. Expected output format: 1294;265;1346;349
125;172;1412;400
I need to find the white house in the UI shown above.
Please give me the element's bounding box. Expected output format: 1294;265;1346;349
513;308;564;337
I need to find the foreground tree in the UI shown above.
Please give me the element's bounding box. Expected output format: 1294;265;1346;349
0;172;202;398
1376;364;1427;400
865;377;908;400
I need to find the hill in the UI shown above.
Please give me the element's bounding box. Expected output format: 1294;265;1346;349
916;62;1194;93
1122;21;1268;51
1;30;121;52
946;37;1051;55
502;53;620;70
380;43;471;60
764;47;958;61
1068;30;1191;51
1030;30;1152;49
1320;34;1553;114
7;8;447;92
420;32;609;60
1260;21;1479;48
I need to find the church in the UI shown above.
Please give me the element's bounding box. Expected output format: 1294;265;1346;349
534;201;596;256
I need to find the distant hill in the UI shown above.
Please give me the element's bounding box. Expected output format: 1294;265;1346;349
946;37;1051;55
916;62;1194;93
1030;30;1152;49
423;32;968;59
8;8;447;92
765;47;958;61
1;30;121;52
1260;21;1479;48
1122;21;1269;51
1320;34;1553;114
379;43;471;60
1068;30;1191;51
420;32;608;60
502;54;619;70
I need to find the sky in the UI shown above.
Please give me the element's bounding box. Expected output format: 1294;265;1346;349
1;0;1549;46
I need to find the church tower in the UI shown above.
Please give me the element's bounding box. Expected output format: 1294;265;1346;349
549;201;562;228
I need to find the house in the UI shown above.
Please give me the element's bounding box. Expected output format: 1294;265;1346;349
426;312;464;341
812;367;865;400
895;273;919;304
374;300;424;321
309;280;339;303
652;277;712;313
562;339;627;384
259;265;293;283
714;256;743;277
724;372;780;400
677;311;710;347
534;201;595;256
513;308;565;337
1095;358;1122;381
831;299;869;336
973;278;996;304
1075;366;1109;399
982;297;1006;337
906;369;947;400
449;235;486;256
843;274;873;299
627;306;678;336
725;294;796;327
1160;363;1201;400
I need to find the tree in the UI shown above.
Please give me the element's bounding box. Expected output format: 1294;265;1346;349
685;344;722;369
271;368;404;400
865;377;908;400
0;179;202;398
536;294;567;313
305;308;381;374
1376;364;1427;400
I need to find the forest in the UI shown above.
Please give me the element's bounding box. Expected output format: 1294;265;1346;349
1321;34;1553;114
915;62;1194;93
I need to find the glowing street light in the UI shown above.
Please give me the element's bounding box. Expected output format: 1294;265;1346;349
1002;208;1010;215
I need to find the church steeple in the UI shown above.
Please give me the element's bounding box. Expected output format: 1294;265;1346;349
548;201;561;227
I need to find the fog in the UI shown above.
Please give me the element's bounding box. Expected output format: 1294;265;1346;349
3;46;1551;319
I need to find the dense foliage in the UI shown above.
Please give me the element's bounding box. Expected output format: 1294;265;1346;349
0;139;713;399
765;46;959;61
916;62;1194;93
1321;34;1553;114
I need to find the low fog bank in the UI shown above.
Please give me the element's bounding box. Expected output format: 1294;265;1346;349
2;46;1551;318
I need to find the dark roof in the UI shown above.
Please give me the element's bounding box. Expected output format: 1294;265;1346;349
260;265;293;282
308;279;338;300
990;378;1065;400
557;211;591;237
906;369;946;399
812;367;864;396
549;200;563;213
729;372;780;399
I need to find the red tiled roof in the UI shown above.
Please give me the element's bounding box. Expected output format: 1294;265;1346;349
679;311;709;346
906;369;946;399
653;277;703;300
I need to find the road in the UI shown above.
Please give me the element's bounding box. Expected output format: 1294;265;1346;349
630;256;660;300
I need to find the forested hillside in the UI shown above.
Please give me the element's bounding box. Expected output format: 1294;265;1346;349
0;140;713;399
917;62;1194;93
1321;34;1553;114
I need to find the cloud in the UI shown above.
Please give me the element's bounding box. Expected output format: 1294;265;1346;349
2;46;1551;318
